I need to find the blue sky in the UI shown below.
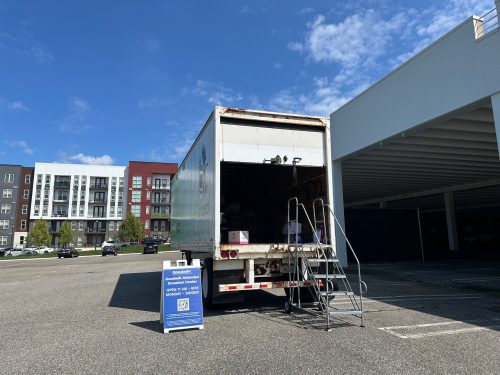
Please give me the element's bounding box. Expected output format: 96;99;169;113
0;0;495;166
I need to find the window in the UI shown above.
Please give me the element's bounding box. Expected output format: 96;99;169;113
153;221;159;231
1;204;10;214
2;189;12;198
112;177;117;186
25;174;31;184
160;220;166;231
119;178;124;187
34;208;39;215
145;220;149;229
0;236;7;245
117;206;122;215
20;220;27;230
72;207;77;216
71;221;76;230
42;205;48;215
79;206;84;216
131;190;141;202
116;222;121;231
79;221;84;230
4;174;14;183
0;220;9;229
146;205;150;215
146;191;150;201
22;205;28;214
147;177;151;186
132;176;142;188
109;221;114;230
131;205;140;217
110;206;115;216
37;174;42;184
20;236;25;245
36;190;41;199
45;175;51;183
23;189;29;199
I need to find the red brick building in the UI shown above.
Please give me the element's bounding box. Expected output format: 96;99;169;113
127;161;177;240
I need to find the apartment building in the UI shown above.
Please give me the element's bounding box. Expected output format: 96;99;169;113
127;161;177;241
0;164;22;247
30;163;127;247
13;167;34;247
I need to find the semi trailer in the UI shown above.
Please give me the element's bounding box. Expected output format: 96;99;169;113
170;106;338;308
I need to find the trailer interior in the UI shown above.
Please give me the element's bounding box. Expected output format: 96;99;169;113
220;161;328;244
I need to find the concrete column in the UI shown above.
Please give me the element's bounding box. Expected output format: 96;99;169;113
492;92;500;158
332;160;348;266
444;191;459;251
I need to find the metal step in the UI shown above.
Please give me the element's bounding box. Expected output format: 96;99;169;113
307;258;340;263
311;274;346;279
321;291;354;297
328;309;362;316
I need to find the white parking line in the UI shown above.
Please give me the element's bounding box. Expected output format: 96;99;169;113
379;319;500;339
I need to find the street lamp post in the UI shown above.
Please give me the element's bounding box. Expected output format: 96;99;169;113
94;220;98;250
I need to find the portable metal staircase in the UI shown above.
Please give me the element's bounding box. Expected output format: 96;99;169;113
285;197;366;330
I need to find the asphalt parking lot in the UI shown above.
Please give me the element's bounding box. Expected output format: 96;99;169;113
1;254;499;375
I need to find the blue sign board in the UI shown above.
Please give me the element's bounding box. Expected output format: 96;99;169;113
161;260;204;333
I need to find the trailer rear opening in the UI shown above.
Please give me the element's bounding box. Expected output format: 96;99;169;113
220;162;328;244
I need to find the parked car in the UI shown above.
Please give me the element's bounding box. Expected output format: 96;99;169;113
143;241;158;254
33;246;54;254
101;245;117;256
57;247;79;258
4;248;27;257
101;240;125;249
0;247;12;257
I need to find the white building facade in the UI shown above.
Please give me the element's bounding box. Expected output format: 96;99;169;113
30;163;128;247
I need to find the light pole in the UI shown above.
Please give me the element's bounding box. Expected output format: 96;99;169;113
11;224;15;248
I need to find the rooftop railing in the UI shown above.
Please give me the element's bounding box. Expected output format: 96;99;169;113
474;6;499;39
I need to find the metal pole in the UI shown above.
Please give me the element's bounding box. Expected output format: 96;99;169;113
417;208;425;263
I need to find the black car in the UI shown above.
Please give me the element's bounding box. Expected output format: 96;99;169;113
102;245;117;256
143;241;158;254
57;247;79;258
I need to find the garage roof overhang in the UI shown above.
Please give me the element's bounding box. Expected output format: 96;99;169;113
330;6;500;207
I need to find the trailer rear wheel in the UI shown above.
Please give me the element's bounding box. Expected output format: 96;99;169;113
284;300;293;314
202;258;214;309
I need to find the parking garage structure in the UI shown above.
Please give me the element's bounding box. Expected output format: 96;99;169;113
330;2;500;264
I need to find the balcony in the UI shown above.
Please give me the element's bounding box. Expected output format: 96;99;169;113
89;184;107;190
51;212;68;217
151;212;170;219
53;197;69;203
152;198;170;205
89;199;107;204
85;227;107;234
54;181;71;189
152;185;170;190
87;212;106;218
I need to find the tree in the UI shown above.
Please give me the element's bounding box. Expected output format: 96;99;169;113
58;221;73;247
26;220;51;247
118;212;145;243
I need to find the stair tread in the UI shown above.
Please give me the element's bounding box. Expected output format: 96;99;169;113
328;309;362;315
312;274;346;279
321;291;354;296
307;258;340;263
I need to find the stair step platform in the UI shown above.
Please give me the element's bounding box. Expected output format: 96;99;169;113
328;309;362;316
321;291;354;296
307;258;340;263
312;274;346;279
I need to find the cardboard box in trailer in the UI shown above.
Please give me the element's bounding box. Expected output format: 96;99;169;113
171;107;335;307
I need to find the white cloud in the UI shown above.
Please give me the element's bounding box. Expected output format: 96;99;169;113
67;153;114;165
0;31;54;64
297;7;315;15
0;97;29;111
138;96;172;109
273;62;283;69
57;97;91;134
282;0;495;115
185;80;242;105
5;140;34;155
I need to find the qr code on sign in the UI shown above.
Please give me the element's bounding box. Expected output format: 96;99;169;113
177;298;190;312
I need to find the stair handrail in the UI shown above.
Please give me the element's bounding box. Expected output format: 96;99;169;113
324;203;366;326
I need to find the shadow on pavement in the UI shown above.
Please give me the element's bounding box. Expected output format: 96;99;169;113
130;320;163;334
109;271;161;313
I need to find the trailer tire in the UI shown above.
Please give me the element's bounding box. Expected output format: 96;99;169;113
284;300;293;314
202;258;214;309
